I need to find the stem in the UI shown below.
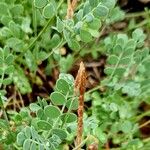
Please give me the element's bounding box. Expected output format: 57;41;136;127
2;107;9;123
125;11;149;18
61;92;74;128
75;62;86;150
76;95;84;149
32;1;37;36
0;70;4;89
86;85;102;94
143;137;150;143
0;62;9;124
128;110;150;123
134;110;150;121
128;20;148;30
73;136;89;150
109;52;123;81
18;18;52;59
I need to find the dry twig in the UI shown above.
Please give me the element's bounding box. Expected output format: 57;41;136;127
139;120;150;129
75;62;86;150
66;0;78;19
105;141;110;150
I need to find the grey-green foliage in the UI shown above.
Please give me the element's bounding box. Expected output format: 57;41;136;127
89;29;150;148
17;126;62;150
54;0;117;49
103;28;150;98
0;47;14;92
0;0;33;94
91;91;142;148
0;0;123;94
13;65;32;94
15;73;78;149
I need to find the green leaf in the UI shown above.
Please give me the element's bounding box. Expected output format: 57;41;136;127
37;120;52;130
42;3;55;19
0;57;2;64
3;77;12;85
38;51;49;61
49;34;61;49
51;129;67;140
66;98;78;110
5;65;14;74
13;66;32;94
39;144;45;150
76;9;83;21
5;54;14;65
23;139;31;150
119;57;131;65
9;21;21;38
30;142;37;150
6;38;24;52
0;68;3;76
1;16;11;26
25;50;37;72
14;113;22;122
36;108;45;120
56;17;64;33
95;127;107;143
119;105;130;119
50;92;66;105
132;28;145;42
56;79;69;95
109;103;118;112
88;18;101;30
107;55;118;65
25;126;31;138
120;121;132;133
93;4;109;18
113;45;123;54
0;27;12;38
68;39;80;51
83;1;91;15
125;39;136;49
21;17;32;34
29;103;41;112
59;55;74;73
101;0;116;9
88;29;99;38
61;113;77;123
0;119;9;129
108;7;125;23
10;4;24;16
44;105;61;119
127;139;143;148
115;67;126;76
122;82;141;97
34;0;47;8
30;126;39;141
63;29;71;42
85;13;94;22
59;73;74;85
80;29;92;42
0;3;9;15
104;67;113;75
89;0;98;7
17;132;26;146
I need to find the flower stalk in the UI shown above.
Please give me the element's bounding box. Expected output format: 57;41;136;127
75;62;86;150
